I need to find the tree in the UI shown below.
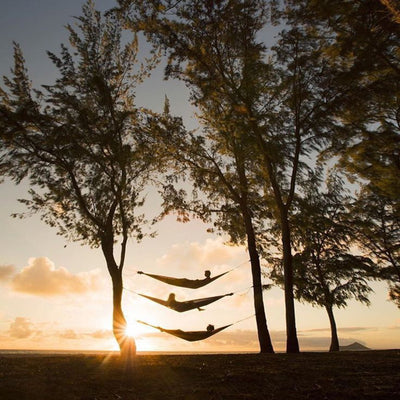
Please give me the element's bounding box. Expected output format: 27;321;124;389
252;18;347;353
271;172;375;351
0;1;159;357
138;1;275;354
120;0;349;353
351;188;400;308
380;0;400;23
290;0;400;203
291;0;400;307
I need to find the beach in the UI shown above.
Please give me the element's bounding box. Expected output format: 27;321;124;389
0;350;399;399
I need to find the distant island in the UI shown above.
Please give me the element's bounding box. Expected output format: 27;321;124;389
339;342;370;351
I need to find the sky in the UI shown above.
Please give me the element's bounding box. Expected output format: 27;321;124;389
0;0;399;353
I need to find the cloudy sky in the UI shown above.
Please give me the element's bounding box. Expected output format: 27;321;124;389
0;0;399;353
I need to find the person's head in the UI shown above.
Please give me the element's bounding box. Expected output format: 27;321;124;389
204;270;211;279
167;293;176;302
207;324;214;332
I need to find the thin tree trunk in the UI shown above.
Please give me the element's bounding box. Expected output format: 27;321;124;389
256;133;300;354
102;238;136;358
326;304;340;352
242;207;274;353
280;209;300;353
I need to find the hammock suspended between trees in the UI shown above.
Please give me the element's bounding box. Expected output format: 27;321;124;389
137;292;234;312
137;270;230;289
138;320;232;341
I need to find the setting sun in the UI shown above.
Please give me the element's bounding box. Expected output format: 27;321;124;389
124;324;136;338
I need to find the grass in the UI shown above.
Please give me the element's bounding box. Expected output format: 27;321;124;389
0;350;399;399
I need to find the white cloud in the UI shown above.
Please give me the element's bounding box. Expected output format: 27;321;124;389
11;257;102;296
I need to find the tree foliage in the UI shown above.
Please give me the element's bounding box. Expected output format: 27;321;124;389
292;0;400;203
350;188;400;308
271;171;375;351
129;0;276;353
0;1;160;356
286;0;400;309
119;0;364;353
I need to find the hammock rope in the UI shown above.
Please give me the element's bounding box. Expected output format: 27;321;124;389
137;314;254;342
136;260;249;289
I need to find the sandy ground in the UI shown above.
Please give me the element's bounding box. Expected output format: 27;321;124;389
0;350;399;399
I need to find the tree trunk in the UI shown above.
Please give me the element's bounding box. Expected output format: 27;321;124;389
242;207;274;353
326;304;340;352
102;238;136;359
112;271;136;358
280;209;300;353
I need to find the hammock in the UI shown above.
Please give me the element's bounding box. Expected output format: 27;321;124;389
137;292;234;312
137;270;229;289
138;320;232;342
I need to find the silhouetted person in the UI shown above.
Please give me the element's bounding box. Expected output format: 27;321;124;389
167;293;177;307
167;292;205;311
137;268;228;288
207;324;215;332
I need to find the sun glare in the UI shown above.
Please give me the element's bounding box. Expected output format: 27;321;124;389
121;322;157;351
124;324;136;338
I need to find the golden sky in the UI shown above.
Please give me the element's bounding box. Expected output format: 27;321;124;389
0;193;399;353
0;0;399;353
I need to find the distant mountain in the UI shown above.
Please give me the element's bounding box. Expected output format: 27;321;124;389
340;342;370;351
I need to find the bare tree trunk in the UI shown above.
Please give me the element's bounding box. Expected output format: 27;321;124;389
242;207;274;353
326;304;340;352
102;237;136;359
112;272;136;358
256;136;300;354
280;209;300;353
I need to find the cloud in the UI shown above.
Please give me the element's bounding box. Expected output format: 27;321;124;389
89;329;113;339
300;326;375;334
11;257;102;296
388;325;400;330
0;265;16;282
209;329;259;348
156;238;247;272
59;329;82;340
8;317;37;339
137;329;260;349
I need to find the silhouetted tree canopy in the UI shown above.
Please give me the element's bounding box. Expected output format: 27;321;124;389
350;188;400;308
0;1;160;357
271;171;376;351
125;0;276;353
291;0;400;307
120;0;358;353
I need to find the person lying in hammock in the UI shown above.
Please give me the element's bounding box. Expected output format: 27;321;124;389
206;324;215;332
138;291;234;312
167;293;204;311
137;320;231;342
137;269;229;289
